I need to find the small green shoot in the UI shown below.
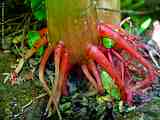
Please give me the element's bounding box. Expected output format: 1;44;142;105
139;18;152;34
102;37;114;48
101;70;120;100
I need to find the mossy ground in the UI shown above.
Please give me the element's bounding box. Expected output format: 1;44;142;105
0;52;160;120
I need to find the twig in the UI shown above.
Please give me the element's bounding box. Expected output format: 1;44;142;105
149;50;160;69
21;15;31;48
2;23;20;26
4;14;26;24
7;29;23;37
21;93;47;112
97;7;160;15
16;14;27;32
15;45;24;57
120;17;131;26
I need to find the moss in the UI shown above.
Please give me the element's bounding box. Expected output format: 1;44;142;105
0;51;16;80
0;80;44;119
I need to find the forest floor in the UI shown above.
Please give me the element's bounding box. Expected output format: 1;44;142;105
0;50;160;120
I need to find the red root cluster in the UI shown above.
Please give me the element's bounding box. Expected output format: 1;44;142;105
97;23;158;104
12;23;158;109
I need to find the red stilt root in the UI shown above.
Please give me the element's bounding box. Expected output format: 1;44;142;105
39;46;53;95
81;64;98;90
86;44;130;102
87;60;104;95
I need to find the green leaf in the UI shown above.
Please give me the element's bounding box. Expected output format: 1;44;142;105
12;35;23;44
27;31;44;56
28;31;41;48
38;46;45;56
96;95;112;103
102;37;114;48
33;8;46;21
60;102;71;112
101;70;120;100
139;18;152;34
101;70;113;88
31;0;42;8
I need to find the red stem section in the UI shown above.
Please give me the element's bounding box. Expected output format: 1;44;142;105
59;51;70;96
98;23;156;89
54;41;64;94
47;42;64;110
86;44;129;102
81;64;98;90
53;50;70;105
87;60;104;95
48;46;70;109
107;49;113;64
39;46;53;95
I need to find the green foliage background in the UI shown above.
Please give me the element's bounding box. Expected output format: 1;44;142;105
24;0;46;21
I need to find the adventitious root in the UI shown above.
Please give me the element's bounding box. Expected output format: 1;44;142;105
81;64;98;91
86;44;130;102
12;22;159;109
97;23;158;103
38;42;67;119
87;60;104;95
40;41;105;111
39;46;53;95
47;42;69;111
